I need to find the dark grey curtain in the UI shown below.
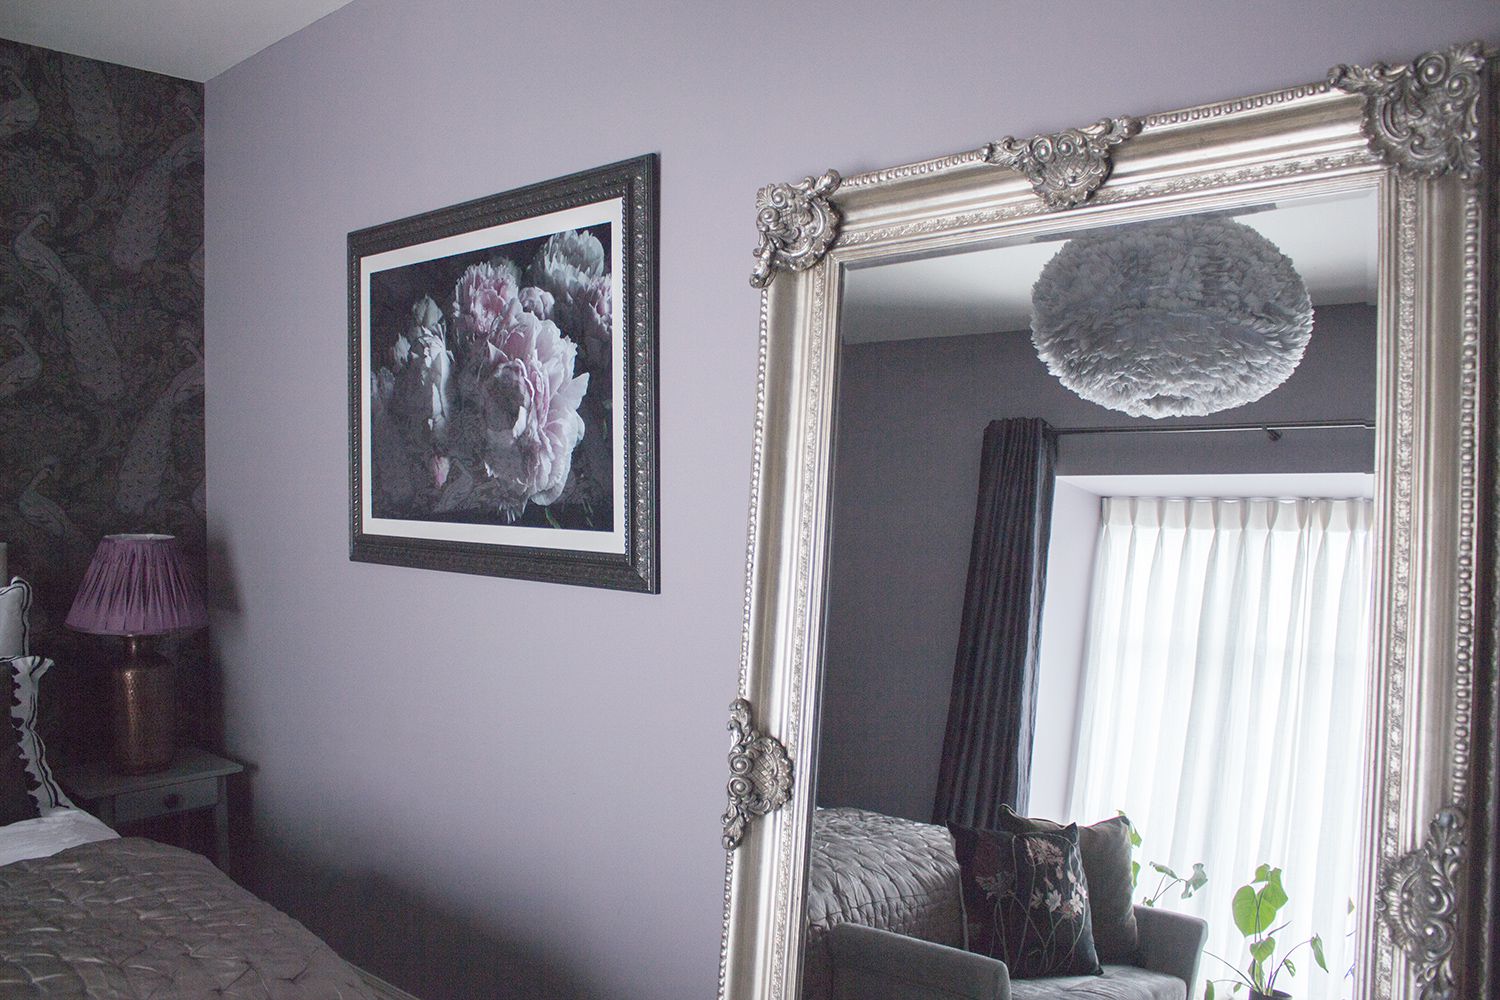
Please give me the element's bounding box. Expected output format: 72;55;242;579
933;417;1057;829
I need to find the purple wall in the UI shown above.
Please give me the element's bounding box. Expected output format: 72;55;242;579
203;4;1500;997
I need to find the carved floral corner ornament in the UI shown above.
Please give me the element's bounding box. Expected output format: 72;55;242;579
987;117;1141;210
749;170;842;288
721;699;793;850
1377;808;1464;1000
1330;42;1487;179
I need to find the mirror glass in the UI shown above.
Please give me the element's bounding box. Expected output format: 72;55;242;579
806;188;1379;1000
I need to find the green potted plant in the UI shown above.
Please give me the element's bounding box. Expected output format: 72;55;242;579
1205;865;1327;1000
1140;860;1208;907
1124;816;1208;907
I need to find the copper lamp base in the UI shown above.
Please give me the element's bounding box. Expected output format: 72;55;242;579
111;637;175;774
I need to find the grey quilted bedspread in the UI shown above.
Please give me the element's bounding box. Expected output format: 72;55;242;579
0;838;375;999
804;807;963;1000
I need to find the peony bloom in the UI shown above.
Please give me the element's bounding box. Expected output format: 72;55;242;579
460;293;589;516
518;286;555;320
527;229;605;301
385;295;454;438
430;454;450;489
451;260;522;347
574;273;613;369
528;230;614;374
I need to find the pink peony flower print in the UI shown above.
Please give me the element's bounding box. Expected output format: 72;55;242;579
577;273;612;367
451;260;522;347
528;229;605;297
528;230;613;373
380;295;454;441
463;297;589;516
518;286;555;320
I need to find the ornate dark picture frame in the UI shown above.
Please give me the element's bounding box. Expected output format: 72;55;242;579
348;155;659;592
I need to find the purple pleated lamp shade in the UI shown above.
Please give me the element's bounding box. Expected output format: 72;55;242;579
65;534;208;636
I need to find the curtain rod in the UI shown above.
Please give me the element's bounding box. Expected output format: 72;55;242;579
1054;418;1374;442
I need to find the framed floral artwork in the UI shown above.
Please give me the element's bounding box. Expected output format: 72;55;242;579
348;155;659;591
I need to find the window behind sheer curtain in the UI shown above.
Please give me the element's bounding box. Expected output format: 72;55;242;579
1068;496;1372;1000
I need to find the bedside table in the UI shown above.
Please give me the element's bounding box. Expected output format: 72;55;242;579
55;748;244;864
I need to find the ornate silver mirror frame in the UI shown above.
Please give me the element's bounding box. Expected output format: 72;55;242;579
719;43;1497;1000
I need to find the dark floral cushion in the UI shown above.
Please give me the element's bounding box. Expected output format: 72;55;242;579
995;805;1139;962
948;822;1103;979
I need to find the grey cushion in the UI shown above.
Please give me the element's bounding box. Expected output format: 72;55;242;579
997;806;1139;962
1009;965;1186;1000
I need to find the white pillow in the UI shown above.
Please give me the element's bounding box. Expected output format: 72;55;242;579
0;578;31;659
5;656;75;813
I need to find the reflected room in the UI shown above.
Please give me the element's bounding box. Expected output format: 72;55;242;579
808;190;1377;1000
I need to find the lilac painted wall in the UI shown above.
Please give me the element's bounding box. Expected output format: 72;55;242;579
203;3;1500;997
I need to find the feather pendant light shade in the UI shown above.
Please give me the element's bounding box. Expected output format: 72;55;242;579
1030;216;1314;419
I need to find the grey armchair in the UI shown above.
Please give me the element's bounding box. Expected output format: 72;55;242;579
829;905;1208;1000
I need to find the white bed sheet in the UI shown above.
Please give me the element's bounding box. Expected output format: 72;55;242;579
0;807;117;867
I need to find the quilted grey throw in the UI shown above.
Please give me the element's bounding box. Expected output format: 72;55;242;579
0;838;375;998
802;808;965;1000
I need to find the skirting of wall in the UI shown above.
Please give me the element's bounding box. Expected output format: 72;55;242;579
356;966;423;1000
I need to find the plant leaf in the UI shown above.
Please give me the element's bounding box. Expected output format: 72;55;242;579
1262;868;1289;913
1188;863;1209;890
1152;862;1179;878
1284;958;1296;978
1205;981;1215;1000
1250;938;1276;967
1254;863;1273;883
1131;860;1141;889
1233;885;1260;936
1311;934;1328;972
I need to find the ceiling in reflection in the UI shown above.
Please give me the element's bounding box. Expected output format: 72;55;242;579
841;189;1378;344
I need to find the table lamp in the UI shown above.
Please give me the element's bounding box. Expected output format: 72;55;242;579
65;534;208;774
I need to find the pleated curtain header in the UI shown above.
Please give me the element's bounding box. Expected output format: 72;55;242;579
65;534;208;636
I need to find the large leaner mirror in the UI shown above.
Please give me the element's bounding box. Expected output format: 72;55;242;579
718;43;1497;1000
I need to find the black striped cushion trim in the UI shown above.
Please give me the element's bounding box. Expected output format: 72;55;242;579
4;656;74;813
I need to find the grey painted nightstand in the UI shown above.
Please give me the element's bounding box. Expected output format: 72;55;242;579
55;748;244;864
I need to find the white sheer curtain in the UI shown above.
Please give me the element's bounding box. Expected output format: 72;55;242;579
1067;497;1372;1000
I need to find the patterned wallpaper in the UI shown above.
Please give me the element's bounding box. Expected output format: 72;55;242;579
0;39;205;750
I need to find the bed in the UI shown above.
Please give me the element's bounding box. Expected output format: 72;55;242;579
803;806;965;1000
0;575;379;999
